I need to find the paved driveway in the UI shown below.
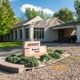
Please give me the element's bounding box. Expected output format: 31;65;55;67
0;46;22;57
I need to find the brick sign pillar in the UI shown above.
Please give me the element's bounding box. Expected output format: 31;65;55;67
23;41;48;58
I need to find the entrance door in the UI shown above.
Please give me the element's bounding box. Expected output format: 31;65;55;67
58;29;64;42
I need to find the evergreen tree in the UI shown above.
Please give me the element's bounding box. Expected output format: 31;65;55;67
0;0;15;36
74;0;80;21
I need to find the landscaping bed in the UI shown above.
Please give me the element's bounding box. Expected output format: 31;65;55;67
5;48;70;70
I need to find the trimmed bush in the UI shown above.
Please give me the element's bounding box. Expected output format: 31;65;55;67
25;56;39;67
18;56;28;64
47;48;53;53
54;49;64;54
6;55;39;67
19;56;39;67
40;54;52;62
52;52;61;59
17;53;23;58
6;55;20;63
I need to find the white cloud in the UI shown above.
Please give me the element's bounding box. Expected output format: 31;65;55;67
20;4;54;15
42;9;54;14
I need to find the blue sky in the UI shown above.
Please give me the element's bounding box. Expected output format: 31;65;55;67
10;0;75;17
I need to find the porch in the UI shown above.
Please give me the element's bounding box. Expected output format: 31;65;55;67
51;21;80;43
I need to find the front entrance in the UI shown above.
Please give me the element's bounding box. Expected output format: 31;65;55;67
58;29;64;42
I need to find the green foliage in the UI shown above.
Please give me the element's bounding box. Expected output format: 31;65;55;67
68;56;79;61
47;48;53;53
54;8;74;23
54;49;64;54
17;53;23;58
25;8;52;20
52;52;61;59
15;17;23;24
18;56;28;64
25;8;38;20
6;55;20;63
49;52;61;59
0;41;22;49
0;0;15;36
6;55;39;67
25;56;39;67
40;54;52;61
18;56;39;67
74;0;80;21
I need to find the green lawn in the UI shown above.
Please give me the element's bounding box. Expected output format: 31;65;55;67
0;42;23;49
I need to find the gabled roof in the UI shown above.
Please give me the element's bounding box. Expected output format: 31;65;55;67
13;16;43;29
13;19;31;29
33;17;64;28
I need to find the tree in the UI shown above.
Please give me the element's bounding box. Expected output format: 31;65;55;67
0;0;15;36
25;8;52;20
15;17;23;24
53;8;74;23
25;8;38;20
74;0;80;21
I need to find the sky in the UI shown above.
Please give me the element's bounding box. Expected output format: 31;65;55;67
9;0;75;18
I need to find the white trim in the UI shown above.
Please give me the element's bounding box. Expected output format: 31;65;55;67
52;26;76;30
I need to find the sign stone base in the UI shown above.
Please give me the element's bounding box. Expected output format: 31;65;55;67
23;41;48;58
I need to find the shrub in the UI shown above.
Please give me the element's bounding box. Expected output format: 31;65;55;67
25;56;39;67
6;55;20;63
19;56;39;67
54;49;64;54
6;55;39;67
17;53;23;58
48;53;54;57
52;52;61;59
47;48;53;53
18;56;28;64
40;54;52;62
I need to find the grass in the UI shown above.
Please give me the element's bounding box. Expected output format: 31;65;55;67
56;61;69;65
0;41;23;49
68;56;79;61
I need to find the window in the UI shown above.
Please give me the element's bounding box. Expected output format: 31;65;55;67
11;31;13;40
25;28;29;39
34;28;44;39
20;29;22;39
15;30;17;40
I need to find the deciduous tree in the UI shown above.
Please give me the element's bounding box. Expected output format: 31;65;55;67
53;8;74;23
25;8;52;20
15;17;23;24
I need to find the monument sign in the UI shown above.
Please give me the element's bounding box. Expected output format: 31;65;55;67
23;41;47;58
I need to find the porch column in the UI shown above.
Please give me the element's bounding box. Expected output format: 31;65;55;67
17;28;20;41
13;29;15;41
77;26;80;42
29;24;34;41
22;27;25;41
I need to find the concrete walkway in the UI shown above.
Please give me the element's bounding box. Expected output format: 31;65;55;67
0;43;80;57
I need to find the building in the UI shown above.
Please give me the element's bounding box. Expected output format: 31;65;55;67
1;16;80;42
